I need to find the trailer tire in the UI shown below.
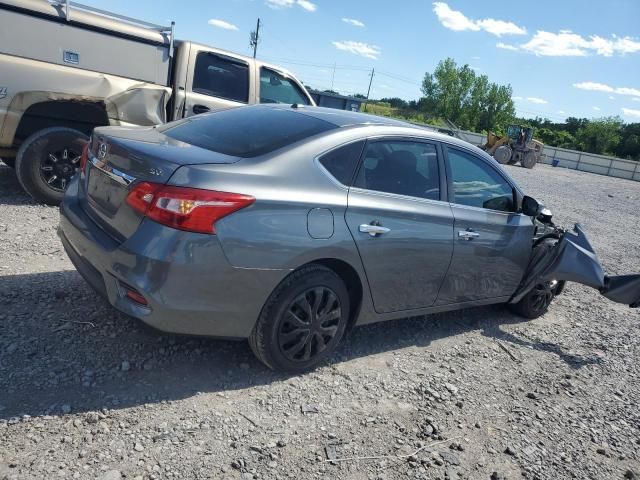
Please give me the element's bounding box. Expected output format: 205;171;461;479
15;127;88;205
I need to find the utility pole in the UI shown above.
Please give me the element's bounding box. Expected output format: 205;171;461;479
330;62;336;91
364;67;375;112
250;18;261;58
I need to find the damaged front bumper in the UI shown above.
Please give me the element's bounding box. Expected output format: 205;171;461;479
511;224;640;308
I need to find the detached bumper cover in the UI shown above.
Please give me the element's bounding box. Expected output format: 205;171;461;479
511;224;640;308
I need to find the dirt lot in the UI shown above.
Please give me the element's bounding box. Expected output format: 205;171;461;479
1;160;639;480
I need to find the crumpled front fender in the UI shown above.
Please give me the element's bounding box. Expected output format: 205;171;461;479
511;224;640;308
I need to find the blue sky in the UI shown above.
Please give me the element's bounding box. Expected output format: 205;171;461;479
86;0;640;122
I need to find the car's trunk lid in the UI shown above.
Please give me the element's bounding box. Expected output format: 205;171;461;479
81;126;240;242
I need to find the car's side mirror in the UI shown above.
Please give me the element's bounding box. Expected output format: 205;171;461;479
521;195;541;217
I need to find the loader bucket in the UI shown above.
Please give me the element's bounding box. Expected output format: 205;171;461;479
511;224;640;308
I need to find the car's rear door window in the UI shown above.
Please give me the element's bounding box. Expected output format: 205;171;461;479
161;107;336;158
445;147;515;212
193;52;249;103
260;67;310;105
318;141;365;185
353;140;440;200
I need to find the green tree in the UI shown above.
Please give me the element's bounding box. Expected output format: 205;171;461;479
575;117;623;155
421;58;514;132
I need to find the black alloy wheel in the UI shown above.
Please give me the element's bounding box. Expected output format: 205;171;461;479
39;146;82;192
249;264;351;372
278;287;342;363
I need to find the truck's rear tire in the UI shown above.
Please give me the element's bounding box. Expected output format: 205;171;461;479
15;127;88;205
494;145;512;164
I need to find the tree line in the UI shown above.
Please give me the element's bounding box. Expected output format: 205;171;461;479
370;58;640;160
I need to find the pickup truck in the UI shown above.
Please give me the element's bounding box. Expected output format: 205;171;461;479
0;0;315;204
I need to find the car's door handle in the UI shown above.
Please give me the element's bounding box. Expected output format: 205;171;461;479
458;229;480;240
193;104;210;114
359;224;391;237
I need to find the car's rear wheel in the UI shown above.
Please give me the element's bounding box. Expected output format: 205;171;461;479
15;127;88;205
249;264;350;372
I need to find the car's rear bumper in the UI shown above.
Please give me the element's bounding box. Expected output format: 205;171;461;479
58;177;288;338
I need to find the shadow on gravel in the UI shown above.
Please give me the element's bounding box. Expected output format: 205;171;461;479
0;164;38;206
0;268;602;420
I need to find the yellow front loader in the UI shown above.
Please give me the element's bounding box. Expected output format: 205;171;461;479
480;125;544;169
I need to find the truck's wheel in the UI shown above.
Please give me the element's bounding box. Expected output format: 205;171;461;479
15;127;88;205
521;151;537;169
494;145;512;164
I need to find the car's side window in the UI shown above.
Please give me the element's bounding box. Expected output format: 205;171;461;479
193;53;249;103
446;147;515;212
318;141;365;185
353;140;440;200
260;68;310;105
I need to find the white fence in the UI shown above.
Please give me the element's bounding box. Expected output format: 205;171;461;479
430;126;640;182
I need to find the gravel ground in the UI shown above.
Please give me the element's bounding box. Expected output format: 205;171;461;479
1;160;639;480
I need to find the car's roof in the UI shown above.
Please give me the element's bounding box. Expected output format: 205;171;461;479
264;105;481;152
289;105;416;128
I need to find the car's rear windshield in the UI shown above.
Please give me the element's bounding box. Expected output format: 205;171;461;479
160;107;337;158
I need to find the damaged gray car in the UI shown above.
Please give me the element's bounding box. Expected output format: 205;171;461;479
58;105;640;371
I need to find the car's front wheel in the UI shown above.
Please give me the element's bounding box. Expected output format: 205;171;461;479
249;265;350;372
509;280;564;319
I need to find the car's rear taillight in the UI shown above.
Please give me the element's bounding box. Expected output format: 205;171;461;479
126;183;255;234
79;142;90;173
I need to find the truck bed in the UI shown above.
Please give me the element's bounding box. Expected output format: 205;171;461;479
0;0;171;85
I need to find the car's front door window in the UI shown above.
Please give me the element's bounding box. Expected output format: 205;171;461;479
446;147;514;212
354;140;440;201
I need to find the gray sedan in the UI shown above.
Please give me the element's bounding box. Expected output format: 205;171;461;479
58;105;639;371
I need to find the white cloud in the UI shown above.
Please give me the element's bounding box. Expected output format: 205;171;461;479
573;82;640;97
512;96;548;104
297;0;316;12
207;19;239;31
432;2;525;37
496;42;519;51
558;110;566;114
476;19;527;37
622;107;640;118
265;0;316;11
521;30;640;57
633;98;640;102
266;0;294;7
592;106;601;111
332;41;380;59
609;96;616;100
342;17;365;27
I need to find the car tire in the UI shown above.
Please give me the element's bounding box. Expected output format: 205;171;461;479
15;127;88;205
508;281;562;319
249;264;350;372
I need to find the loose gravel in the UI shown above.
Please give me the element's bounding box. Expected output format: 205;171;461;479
1;160;639;480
